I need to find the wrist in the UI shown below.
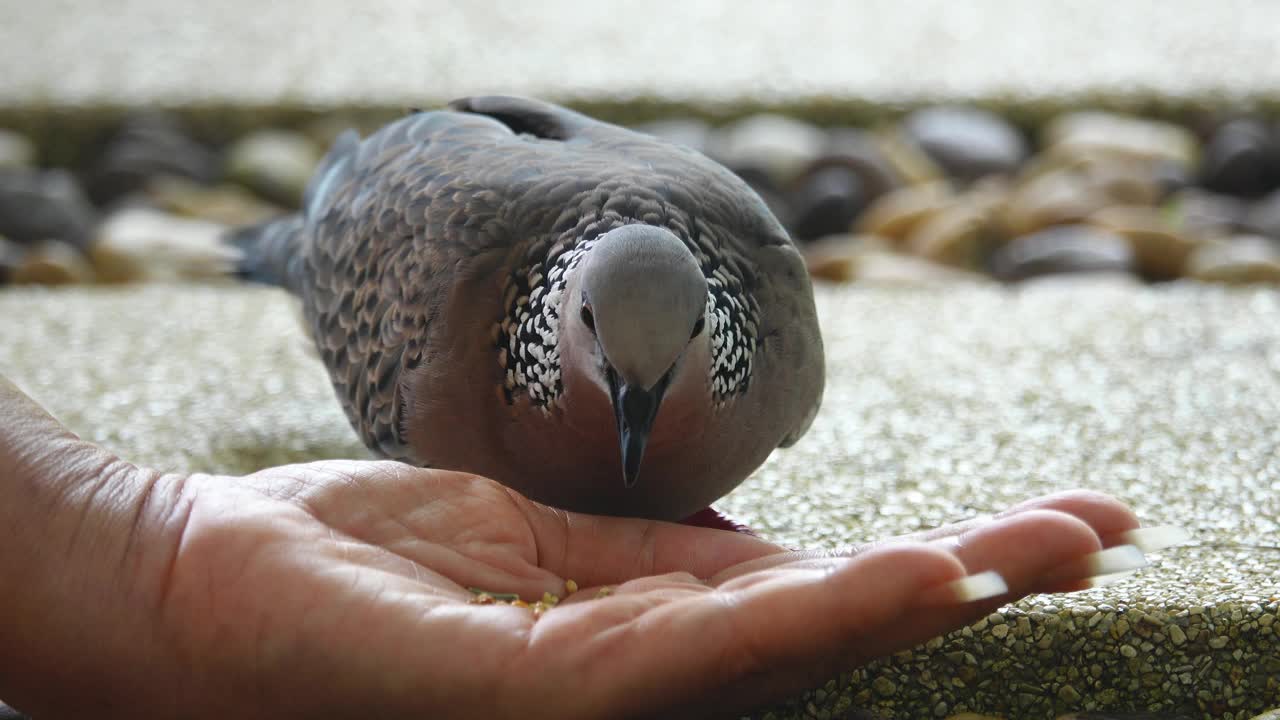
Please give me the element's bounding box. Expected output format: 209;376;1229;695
0;377;187;715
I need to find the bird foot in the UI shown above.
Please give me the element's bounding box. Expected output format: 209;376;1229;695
680;507;756;535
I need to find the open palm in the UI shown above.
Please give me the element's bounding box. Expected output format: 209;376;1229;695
146;460;1141;719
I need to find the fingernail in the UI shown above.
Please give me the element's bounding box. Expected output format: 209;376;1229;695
950;570;1009;602
1043;544;1149;586
1119;525;1191;553
1082;545;1149;576
919;570;1008;606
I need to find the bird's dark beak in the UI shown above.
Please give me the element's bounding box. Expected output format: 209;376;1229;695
607;367;671;488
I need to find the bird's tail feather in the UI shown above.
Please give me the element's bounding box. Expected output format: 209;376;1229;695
228;128;362;291
227;214;305;291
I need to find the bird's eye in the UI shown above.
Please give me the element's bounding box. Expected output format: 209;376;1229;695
690;315;705;339
581;304;596;333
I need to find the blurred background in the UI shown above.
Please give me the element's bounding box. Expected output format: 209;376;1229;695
2;0;1280;285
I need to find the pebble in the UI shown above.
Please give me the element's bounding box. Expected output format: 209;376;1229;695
1200;118;1280;198
11;239;95;285
1018;149;1164;208
224;129;322;207
871;676;896;697
0;168;97;251
901;105;1029;183
709;114;826;186
906;200;995;269
875;125;946;186
1245;188;1280;240
856;181;954;245
815;246;988;286
802;233;890;282
810;127;900;200
1002;169;1108;238
0;235;24;283
1089;205;1198;280
0;129;36;168
1056;684;1081;703
86;112;221;205
990;225;1135;282
1044;111;1198;170
789;165;867;241
89;207;240;283
1184;235;1280;284
1080;154;1167;206
146;176;284;226
1166;189;1248;241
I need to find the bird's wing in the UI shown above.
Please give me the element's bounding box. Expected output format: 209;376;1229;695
298;109;545;460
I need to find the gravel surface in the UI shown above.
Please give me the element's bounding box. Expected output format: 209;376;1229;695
3;0;1280;106
3;281;1277;717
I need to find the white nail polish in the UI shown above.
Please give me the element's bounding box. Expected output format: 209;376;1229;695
946;570;1009;603
1120;525;1191;553
1083;545;1148;576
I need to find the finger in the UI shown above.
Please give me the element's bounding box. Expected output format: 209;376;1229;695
818;509;1117;664
508;492;787;587
893;489;1140;546
707;490;1140;584
670;543;970;714
943;508;1105;584
525;542;968;718
721;511;1103;652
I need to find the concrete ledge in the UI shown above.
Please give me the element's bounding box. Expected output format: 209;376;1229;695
2;281;1277;718
5;0;1280;107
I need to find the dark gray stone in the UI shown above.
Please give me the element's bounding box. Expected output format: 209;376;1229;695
902;105;1029;183
1199;118;1280;198
789;166;866;241
87;112;221;205
991;225;1135;281
1244;188;1280;240
0;168;97;251
0;235;23;284
810;128;901;201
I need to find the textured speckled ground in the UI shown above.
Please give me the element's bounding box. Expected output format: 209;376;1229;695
2;281;1277;719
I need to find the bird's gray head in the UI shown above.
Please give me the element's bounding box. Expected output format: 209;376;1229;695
573;224;708;487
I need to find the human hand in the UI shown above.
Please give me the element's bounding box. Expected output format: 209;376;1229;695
0;379;1157;719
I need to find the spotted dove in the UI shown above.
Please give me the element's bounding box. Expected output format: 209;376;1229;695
232;96;824;521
